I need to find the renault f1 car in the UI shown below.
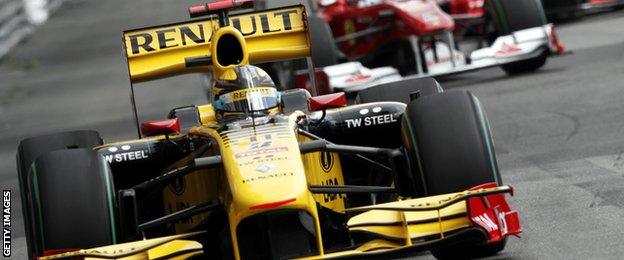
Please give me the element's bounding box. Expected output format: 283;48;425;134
17;1;520;259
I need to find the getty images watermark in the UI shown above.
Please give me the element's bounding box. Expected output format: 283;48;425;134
2;190;10;257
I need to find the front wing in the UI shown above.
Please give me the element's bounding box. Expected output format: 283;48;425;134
329;24;562;93
38;232;204;260
40;184;519;260
298;183;520;259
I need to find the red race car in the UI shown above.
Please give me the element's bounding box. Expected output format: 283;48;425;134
295;0;565;93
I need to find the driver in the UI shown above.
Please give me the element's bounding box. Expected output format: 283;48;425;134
211;65;281;120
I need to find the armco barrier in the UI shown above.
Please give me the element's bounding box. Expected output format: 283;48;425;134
0;0;62;59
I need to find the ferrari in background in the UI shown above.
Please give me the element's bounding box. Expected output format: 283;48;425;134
17;1;521;259
280;0;565;94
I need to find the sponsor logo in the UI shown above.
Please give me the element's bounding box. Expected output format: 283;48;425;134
235;147;288;158
44;247;139;258
125;9;300;55
494;206;509;235
319;152;334;173
321;178;345;203
249;140;272;150
421;12;442;26
435;193;464;205
256;164;277;173
344;73;372;84
495;42;522;57
2;190;10;257
223;87;277;103
242;172;294;183
472;213;498;232
238;155;288;167
105;150;149;163
345;107;397;128
168;177;186;195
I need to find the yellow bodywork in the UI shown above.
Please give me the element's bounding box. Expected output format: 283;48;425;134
298;134;347;213
188;113;325;259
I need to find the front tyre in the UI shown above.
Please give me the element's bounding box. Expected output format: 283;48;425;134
16;130;103;258
27;149;117;256
400;90;506;258
486;0;549;74
501;49;548;75
401;90;502;196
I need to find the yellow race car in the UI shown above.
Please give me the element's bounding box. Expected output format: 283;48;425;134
16;1;520;259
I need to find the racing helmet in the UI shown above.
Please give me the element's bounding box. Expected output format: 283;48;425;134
212;65;281;118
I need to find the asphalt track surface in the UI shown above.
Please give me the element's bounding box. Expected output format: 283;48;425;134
1;1;624;259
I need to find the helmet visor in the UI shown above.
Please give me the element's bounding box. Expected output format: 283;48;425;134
218;87;279;113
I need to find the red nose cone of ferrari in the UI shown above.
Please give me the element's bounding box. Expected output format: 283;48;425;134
389;0;455;35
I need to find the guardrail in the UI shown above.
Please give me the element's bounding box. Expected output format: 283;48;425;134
0;0;62;59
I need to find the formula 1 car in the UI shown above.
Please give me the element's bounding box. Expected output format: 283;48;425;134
305;0;563;82
281;0;565;94
17;1;520;259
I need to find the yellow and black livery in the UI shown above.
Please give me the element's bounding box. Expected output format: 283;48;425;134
17;1;521;260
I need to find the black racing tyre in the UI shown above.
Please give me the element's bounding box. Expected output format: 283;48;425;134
400;90;505;258
542;0;583;21
266;13;338;90
27;149;117;256
358;40;417;76
355;77;443;104
486;0;549;74
308;14;339;68
17;130;103;179
486;0;547;34
501;49;548;75
401;90;502;196
16;130;102;258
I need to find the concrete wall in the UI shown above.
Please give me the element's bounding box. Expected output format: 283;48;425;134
0;0;62;59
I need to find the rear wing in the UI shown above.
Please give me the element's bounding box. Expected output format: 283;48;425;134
123;5;311;83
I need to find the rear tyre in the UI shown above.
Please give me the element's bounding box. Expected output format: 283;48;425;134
16;130;103;258
543;0;583;21
27;149;117;256
400;90;505;258
308;14;339;68
268;13;339;90
486;0;549;74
